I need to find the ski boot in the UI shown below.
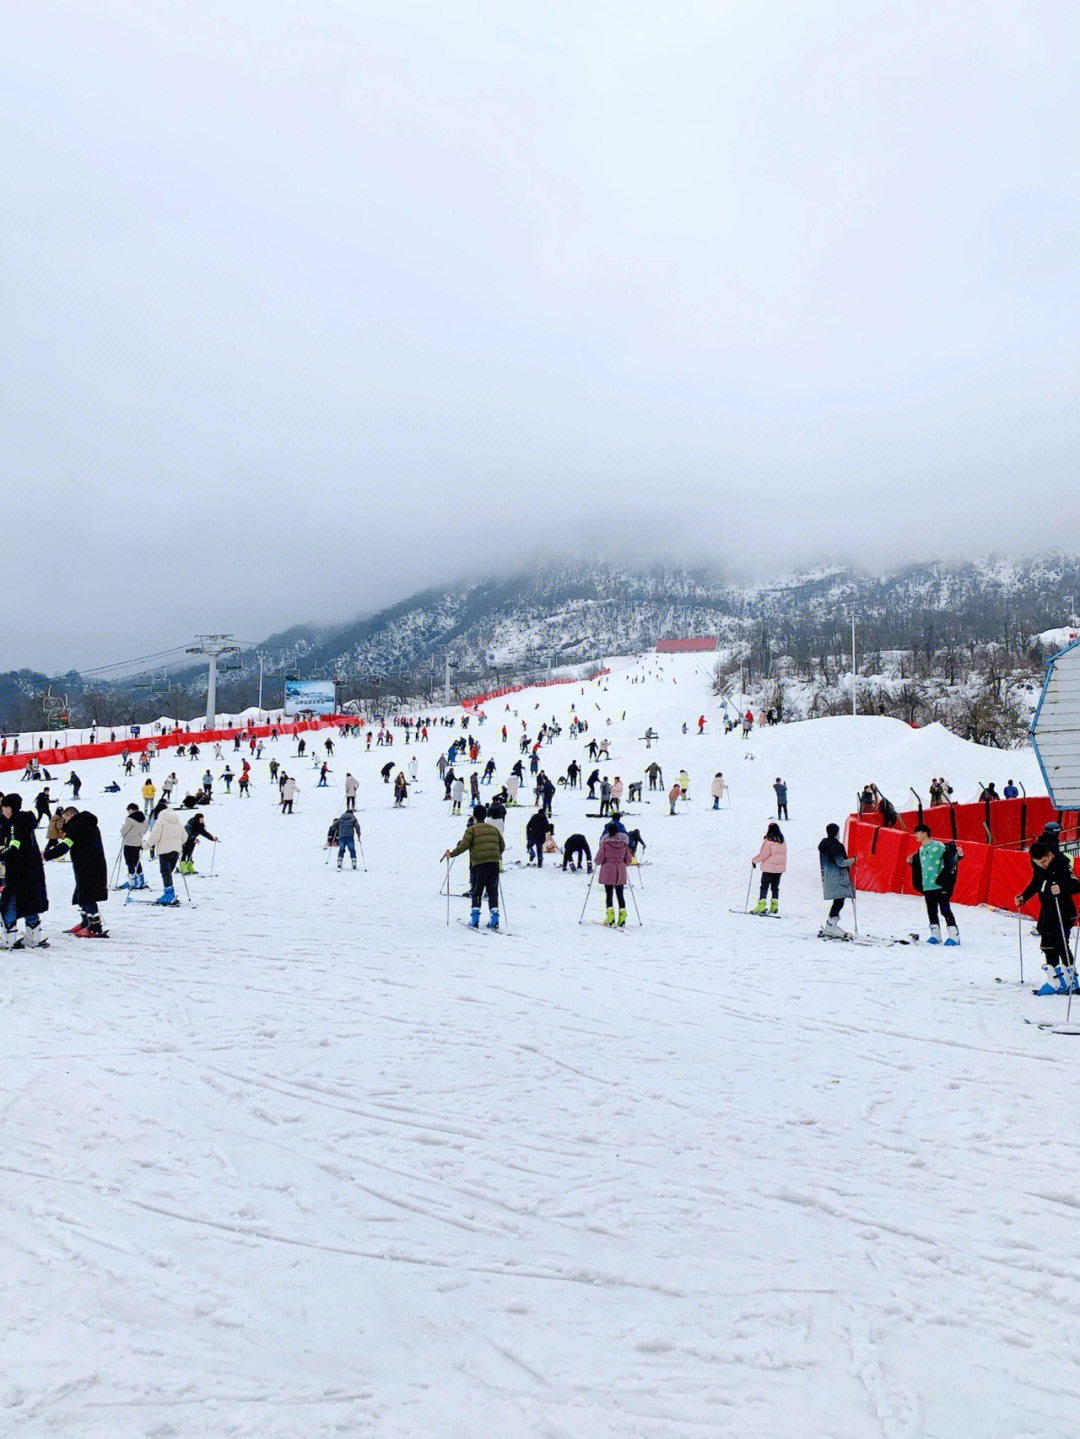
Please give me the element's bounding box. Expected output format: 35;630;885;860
604;907;615;927
823;916;848;939
1;926;24;950
24;923;48;948
155;887;178;907
116;879;131;890
1035;964;1068;996
469;907;480;929
1064;966;1080;994
84;915;108;938
487;909;500;931
616;908;627;927
752;899;767;915
768;899;779;916
927;925;941;945
944;927;960;947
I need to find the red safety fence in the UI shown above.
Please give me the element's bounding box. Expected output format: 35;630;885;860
845;795;1079;912
0;714;358;775
461;668;609;710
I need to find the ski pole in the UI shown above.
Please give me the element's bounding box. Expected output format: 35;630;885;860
178;866;192;903
741;864;754;914
1018;911;1024;984
627;882;642;926
210;840;217;877
111;845;123;888
577;866;597;923
357;838;366;872
497;876;509;932
445;857;452;925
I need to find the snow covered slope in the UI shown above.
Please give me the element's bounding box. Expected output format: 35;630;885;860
2;653;1073;1438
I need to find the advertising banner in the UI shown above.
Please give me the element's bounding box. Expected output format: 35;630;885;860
284;680;336;716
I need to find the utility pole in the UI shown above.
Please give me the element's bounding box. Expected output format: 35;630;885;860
186;635;241;729
444;655;457;707
851;615;857;718
257;653;264;715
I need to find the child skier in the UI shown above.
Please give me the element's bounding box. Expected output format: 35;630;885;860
751;823;787;914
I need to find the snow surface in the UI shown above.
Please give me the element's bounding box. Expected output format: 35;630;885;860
2;653;1076;1438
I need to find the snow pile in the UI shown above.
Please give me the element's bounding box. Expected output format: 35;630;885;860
1;652;1073;1438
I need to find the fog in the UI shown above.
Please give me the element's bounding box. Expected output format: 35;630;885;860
4;1;1078;671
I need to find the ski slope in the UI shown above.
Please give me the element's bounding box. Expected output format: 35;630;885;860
2;652;1076;1438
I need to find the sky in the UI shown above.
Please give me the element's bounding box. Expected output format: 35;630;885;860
3;0;1079;671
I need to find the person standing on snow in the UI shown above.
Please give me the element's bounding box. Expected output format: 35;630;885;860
443;804;505;930
668;780;682;816
280;776;297;814
0;793;49;947
180;812;216;873
906;823;962;945
751;822;787;915
1017;841;1080;994
773;778;789;820
818;823;856;935
711;773;727;810
596;821;631;927
119;804;148;889
44;807;109;936
334;809;361;869
144;805;185;904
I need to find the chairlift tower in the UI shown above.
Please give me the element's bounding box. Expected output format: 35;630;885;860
186;635;241;729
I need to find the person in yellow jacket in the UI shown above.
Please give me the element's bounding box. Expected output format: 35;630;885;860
141;777;156;812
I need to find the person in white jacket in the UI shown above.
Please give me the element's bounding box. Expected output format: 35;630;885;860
711;773;728;810
119;805;149;890
344;773;358;812
144;807;185;905
281;776;298;814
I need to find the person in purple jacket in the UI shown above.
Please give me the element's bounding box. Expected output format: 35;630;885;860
596;821;630;927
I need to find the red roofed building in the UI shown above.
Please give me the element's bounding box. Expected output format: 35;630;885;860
655;638;718;654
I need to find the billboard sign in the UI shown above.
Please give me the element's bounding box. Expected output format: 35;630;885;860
284;679;336;716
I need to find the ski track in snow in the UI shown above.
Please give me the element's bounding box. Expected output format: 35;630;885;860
2;654;1079;1437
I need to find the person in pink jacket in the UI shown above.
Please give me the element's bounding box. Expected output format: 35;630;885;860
596;821;631;927
751;822;787;915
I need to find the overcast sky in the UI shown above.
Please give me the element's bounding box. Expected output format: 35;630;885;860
4;0;1079;670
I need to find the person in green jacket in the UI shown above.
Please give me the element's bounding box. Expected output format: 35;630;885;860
443;805;506;930
907;823;962;945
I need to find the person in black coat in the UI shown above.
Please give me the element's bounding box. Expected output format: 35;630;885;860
43;807;109;937
1017;841;1080;990
525;811;554;867
561;833;592;873
0;794;49;947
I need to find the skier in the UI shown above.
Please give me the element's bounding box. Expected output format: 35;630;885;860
711;773;727;810
751;823;787;915
469;771;480;806
141;777;156;813
66;771;81;799
586;769;600;801
34;787;52;821
318;762;330;787
179;812;216;873
561;833;592;873
237;762;251;797
525;810;553;867
394;771;408;806
221;766;234;793
676;769;690;802
818;823;856;936
202;769;214;799
119;804;148;889
145;806;184;904
43;807;109;936
1017;841;1080;994
596;821;631;927
668;781;681;816
443;804;505;929
697;714;705;734
334;809;360;869
281;776;297;814
381;760;395;784
906;823;962;945
773;777;788;821
344;772;358;811
0;794;49;947
646;761;662;791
